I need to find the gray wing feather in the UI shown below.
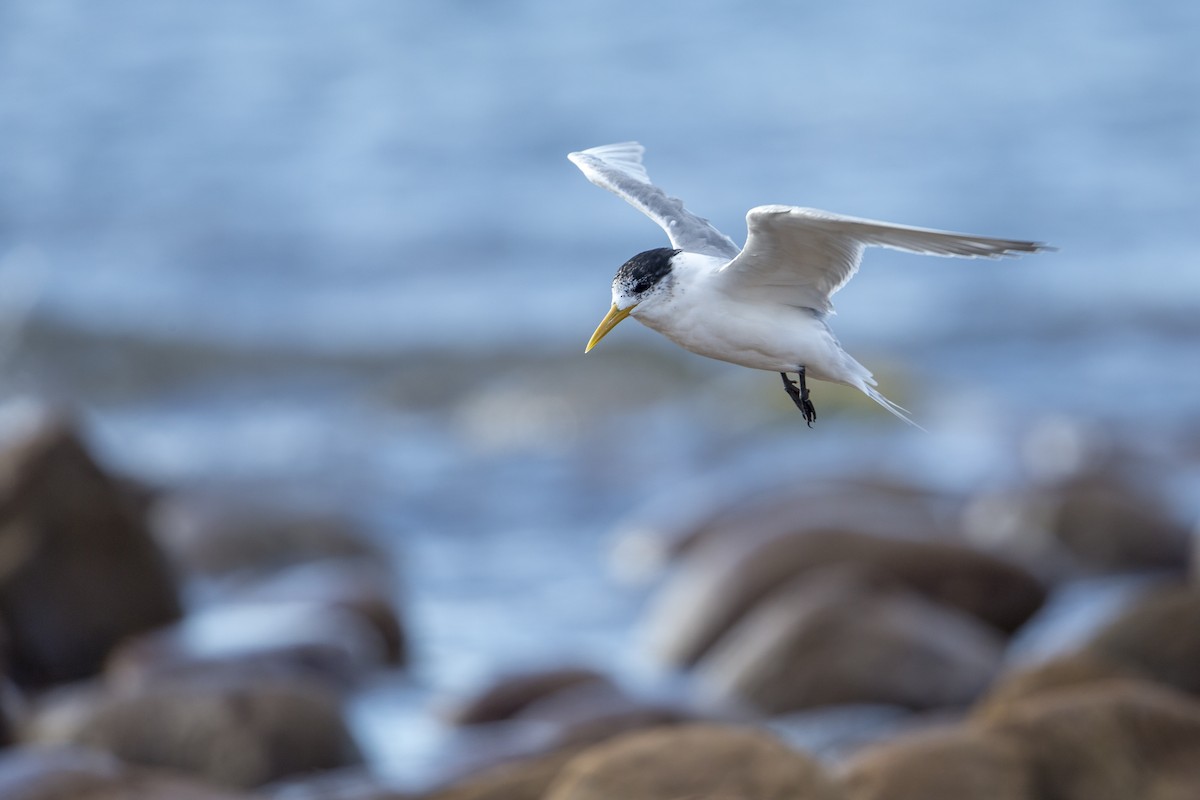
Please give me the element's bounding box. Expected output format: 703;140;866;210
568;143;741;260
720;205;1051;314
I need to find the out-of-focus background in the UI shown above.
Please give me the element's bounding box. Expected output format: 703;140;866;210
1;2;1199;797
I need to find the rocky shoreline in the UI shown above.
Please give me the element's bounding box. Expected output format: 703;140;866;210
0;409;1197;799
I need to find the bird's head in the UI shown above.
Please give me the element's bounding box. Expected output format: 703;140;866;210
585;247;680;352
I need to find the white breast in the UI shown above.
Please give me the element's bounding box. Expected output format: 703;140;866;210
629;253;854;381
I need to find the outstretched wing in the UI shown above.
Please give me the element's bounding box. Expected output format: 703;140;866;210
718;205;1051;314
568;142;741;260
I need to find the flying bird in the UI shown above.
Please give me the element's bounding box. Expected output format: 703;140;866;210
569;142;1050;427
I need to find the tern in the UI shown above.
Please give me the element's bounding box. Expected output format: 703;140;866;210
570;142;1050;427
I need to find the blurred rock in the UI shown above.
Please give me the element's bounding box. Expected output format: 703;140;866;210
430;678;697;788
264;767;409;800
1050;471;1191;572
0;745;261;799
443;667;610;725
963;470;1191;577
0;416;182;687
27;675;362;789
235;560;406;666
151;493;384;580
0;673;23;746
106;601;390;692
999;573;1164;665
544;723;841;800
611;476;957;583
646;528;1038;667
1080;583;1200;696
974;653;1147;721
697;569;1004;714
519;680;695;750
421;747;582;800
839;726;1032;800
978;680;1200;800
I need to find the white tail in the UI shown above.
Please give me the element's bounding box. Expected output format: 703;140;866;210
858;383;924;430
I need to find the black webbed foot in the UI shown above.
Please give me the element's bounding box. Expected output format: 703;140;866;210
779;368;817;427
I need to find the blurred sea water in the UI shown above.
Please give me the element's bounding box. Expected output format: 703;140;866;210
2;0;1199;782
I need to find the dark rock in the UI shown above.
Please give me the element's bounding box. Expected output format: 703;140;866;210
644;528;1043;667
977;680;1200;800
839;726;1032;800
0;745;261;799
151;493;384;580
0;417;182;687
444;667;610;725
0;672;22;746
27;675;362;789
1081;583;1200;696
543;723;841;800
105;601;389;692
697;569;1004;713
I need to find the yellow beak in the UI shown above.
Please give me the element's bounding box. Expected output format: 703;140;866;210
585;303;635;352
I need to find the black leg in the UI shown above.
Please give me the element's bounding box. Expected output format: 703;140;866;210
780;368;817;427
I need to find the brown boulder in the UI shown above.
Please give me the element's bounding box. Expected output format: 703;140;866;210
978;679;1200;800
974;652;1147;721
839;726;1032;800
544;723;841;800
697;569;1004;713
0;745;260;799
27;675;361;789
644;528;1043;667
421;748;581;800
1081;583;1200;696
0;417;182;686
